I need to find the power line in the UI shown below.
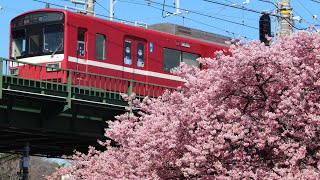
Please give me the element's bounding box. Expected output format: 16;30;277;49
184;1;257;21
32;0;136;24
310;0;320;4
207;12;257;21
296;0;320;24
162;0;167;18
224;0;236;4
95;0;110;14
202;0;263;15
96;13;136;24
186;3;256;21
119;0;258;30
33;0;65;8
257;0;306;31
33;0;255;38
118;0;253;39
183;16;252;40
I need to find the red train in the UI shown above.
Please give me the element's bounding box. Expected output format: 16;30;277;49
9;8;228;89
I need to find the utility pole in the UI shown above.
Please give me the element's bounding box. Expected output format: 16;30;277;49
21;143;30;180
174;0;181;14
110;0;117;21
280;0;292;35
68;0;94;16
85;0;95;16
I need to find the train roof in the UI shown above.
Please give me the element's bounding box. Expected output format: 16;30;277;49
12;8;230;48
148;23;232;46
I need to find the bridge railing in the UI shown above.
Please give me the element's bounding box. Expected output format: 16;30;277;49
0;57;177;107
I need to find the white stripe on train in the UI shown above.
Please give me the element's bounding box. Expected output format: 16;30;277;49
67;56;185;82
10;54;64;65
9;54;185;82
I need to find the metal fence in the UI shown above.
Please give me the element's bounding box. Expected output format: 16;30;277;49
0;57;176;108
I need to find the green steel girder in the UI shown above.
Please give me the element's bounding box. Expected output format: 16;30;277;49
0;89;124;156
0;57;176;157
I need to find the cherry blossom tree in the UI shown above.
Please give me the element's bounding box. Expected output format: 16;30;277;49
48;31;320;179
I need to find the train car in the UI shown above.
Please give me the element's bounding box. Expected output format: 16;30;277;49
9;8;228;93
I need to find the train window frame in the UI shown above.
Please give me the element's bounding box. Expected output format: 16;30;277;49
124;40;132;65
95;33;106;60
43;24;64;54
28;27;41;55
11;29;26;59
182;51;200;67
163;48;200;72
137;43;144;67
163;48;181;72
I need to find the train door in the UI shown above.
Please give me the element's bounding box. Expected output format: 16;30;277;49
77;28;87;71
123;37;147;95
76;28;87;85
123;37;146;81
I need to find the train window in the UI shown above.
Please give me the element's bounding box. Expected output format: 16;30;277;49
137;43;144;67
11;29;26;59
163;48;200;72
95;34;106;60
163;48;181;72
124;40;132;65
77;28;86;57
182;52;200;67
29;28;40;55
43;24;64;54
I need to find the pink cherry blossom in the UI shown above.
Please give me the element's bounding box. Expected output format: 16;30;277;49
48;31;320;179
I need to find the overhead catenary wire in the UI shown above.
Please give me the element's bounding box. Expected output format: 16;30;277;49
297;0;314;17
32;0;258;39
211;0;305;28
33;0;65;8
119;0;258;30
152;3;253;39
182;16;252;40
190;2;256;21
291;8;312;25
33;0;137;24
224;0;236;4
203;0;267;15
256;0;305;31
95;0;111;14
117;0;254;39
310;0;320;4
296;0;320;24
259;0;320;27
27;0;313;37
162;0;166;18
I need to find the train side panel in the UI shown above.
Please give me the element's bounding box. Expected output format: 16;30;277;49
64;11;228;90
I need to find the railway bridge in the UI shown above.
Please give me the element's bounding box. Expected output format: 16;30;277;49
0;57;175;157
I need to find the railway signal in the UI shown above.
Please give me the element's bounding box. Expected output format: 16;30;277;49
259;14;271;46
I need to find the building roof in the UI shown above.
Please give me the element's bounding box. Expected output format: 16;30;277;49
148;23;232;46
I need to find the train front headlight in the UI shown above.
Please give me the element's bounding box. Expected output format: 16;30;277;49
10;68;19;76
46;63;61;72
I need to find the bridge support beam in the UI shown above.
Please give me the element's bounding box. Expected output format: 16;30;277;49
66;70;72;109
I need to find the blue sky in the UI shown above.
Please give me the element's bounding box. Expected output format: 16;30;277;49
0;0;319;59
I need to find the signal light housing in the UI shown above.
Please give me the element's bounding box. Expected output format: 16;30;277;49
259;14;271;46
